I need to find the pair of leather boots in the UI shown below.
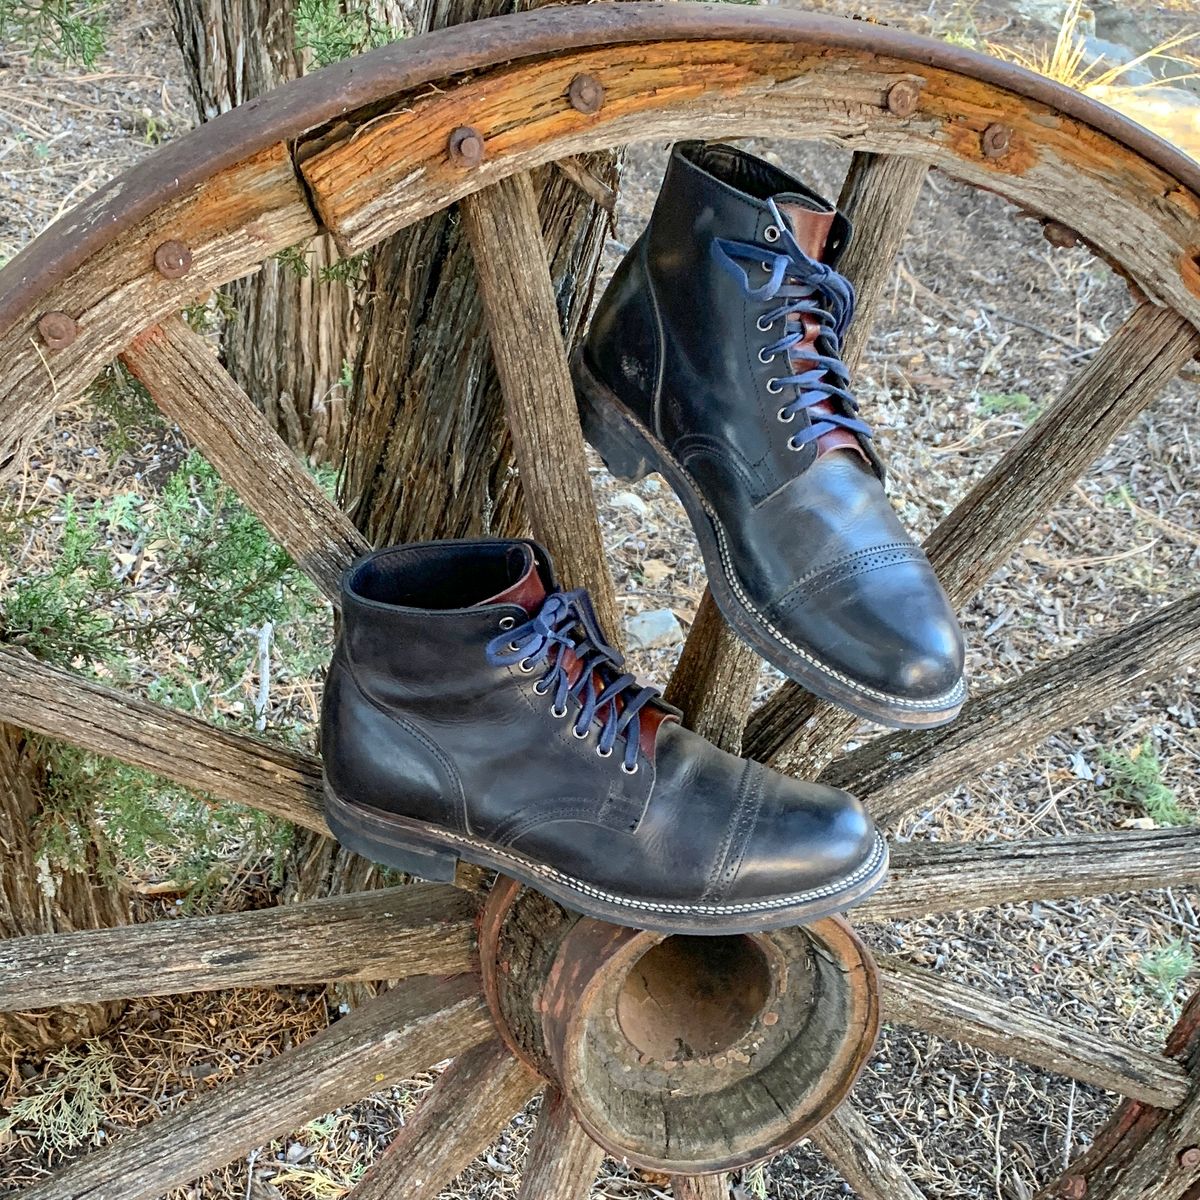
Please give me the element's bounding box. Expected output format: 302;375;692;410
321;142;965;935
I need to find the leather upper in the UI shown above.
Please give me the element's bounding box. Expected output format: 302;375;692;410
321;539;880;905
583;141;965;710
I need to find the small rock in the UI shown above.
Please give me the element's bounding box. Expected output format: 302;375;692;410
610;490;649;518
639;478;662;496
624;608;684;650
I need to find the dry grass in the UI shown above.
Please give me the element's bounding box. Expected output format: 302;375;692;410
1;0;1198;1198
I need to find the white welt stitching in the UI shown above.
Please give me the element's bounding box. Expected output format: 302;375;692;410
426;826;886;915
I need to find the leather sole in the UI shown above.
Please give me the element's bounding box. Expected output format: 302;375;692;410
324;783;889;936
572;351;966;730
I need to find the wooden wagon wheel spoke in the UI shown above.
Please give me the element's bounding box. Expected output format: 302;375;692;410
858;827;1200;922
818;588;1200;827
746;302;1200;772
0;885;477;1010
516;1088;605;1200
460;172;620;636
879;956;1190;1108
672;1173;731;1199
663;151;932;750
19;975;492;1200
0;646;324;831
120;315;369;604
808;1102;932;1200
347;1038;540;1200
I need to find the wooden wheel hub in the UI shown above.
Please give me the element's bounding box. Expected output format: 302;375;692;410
479;877;880;1172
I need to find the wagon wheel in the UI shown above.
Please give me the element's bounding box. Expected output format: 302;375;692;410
3;5;1200;1198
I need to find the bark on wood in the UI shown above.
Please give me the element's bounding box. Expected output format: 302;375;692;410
0;724;127;1052
22;974;492;1200
460;171;619;635
808;1103;930;1200
857;827;1200;922
0;647;325;834
748;302;1200;773
671;1174;729;1200
819;589;1200;827
0;884;477;1010
349;1038;539;1200
166;0;367;459
121;316;369;603
0;144;316;483
880;955;1190;1108
1037;990;1200;1200
517;1089;605;1200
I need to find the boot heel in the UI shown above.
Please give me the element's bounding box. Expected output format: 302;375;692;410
323;787;459;882
572;355;658;483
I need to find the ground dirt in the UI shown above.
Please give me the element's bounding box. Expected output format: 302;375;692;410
0;0;1197;1197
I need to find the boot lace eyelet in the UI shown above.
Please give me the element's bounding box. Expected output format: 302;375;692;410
787;437;803;452
519;658;537;673
758;347;775;365
756;315;774;333
596;746;613;758
777;406;795;422
533;679;550;695
571;726;589;740
764;225;780;242
766;378;783;395
550;703;568;719
498;616;516;630
621;762;639;775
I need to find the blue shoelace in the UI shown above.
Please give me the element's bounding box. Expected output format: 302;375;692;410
485;590;660;773
710;199;873;450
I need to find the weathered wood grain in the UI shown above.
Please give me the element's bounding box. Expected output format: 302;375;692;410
819;589;1200;826
880;956;1190;1108
808;1103;930;1200
122;316;368;603
0;647;325;833
349;1038;540;1200
858;828;1200;922
664;589;759;754
21;975;492;1200
516;1088;605;1200
671;1174;730;1199
837;150;930;373
460;172;619;637
0;144;316;481
296;35;1200;373
748;303;1200;772
0;884;478;1010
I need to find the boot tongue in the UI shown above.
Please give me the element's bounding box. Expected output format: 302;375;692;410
774;197;836;261
478;544;547;615
773;197;869;465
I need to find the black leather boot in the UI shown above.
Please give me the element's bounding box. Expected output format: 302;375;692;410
321;539;887;934
574;142;965;728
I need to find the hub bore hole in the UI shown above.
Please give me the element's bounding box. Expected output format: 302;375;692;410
617;935;772;1061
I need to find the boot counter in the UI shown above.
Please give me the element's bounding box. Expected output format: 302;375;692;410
320;653;463;829
583;235;661;433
